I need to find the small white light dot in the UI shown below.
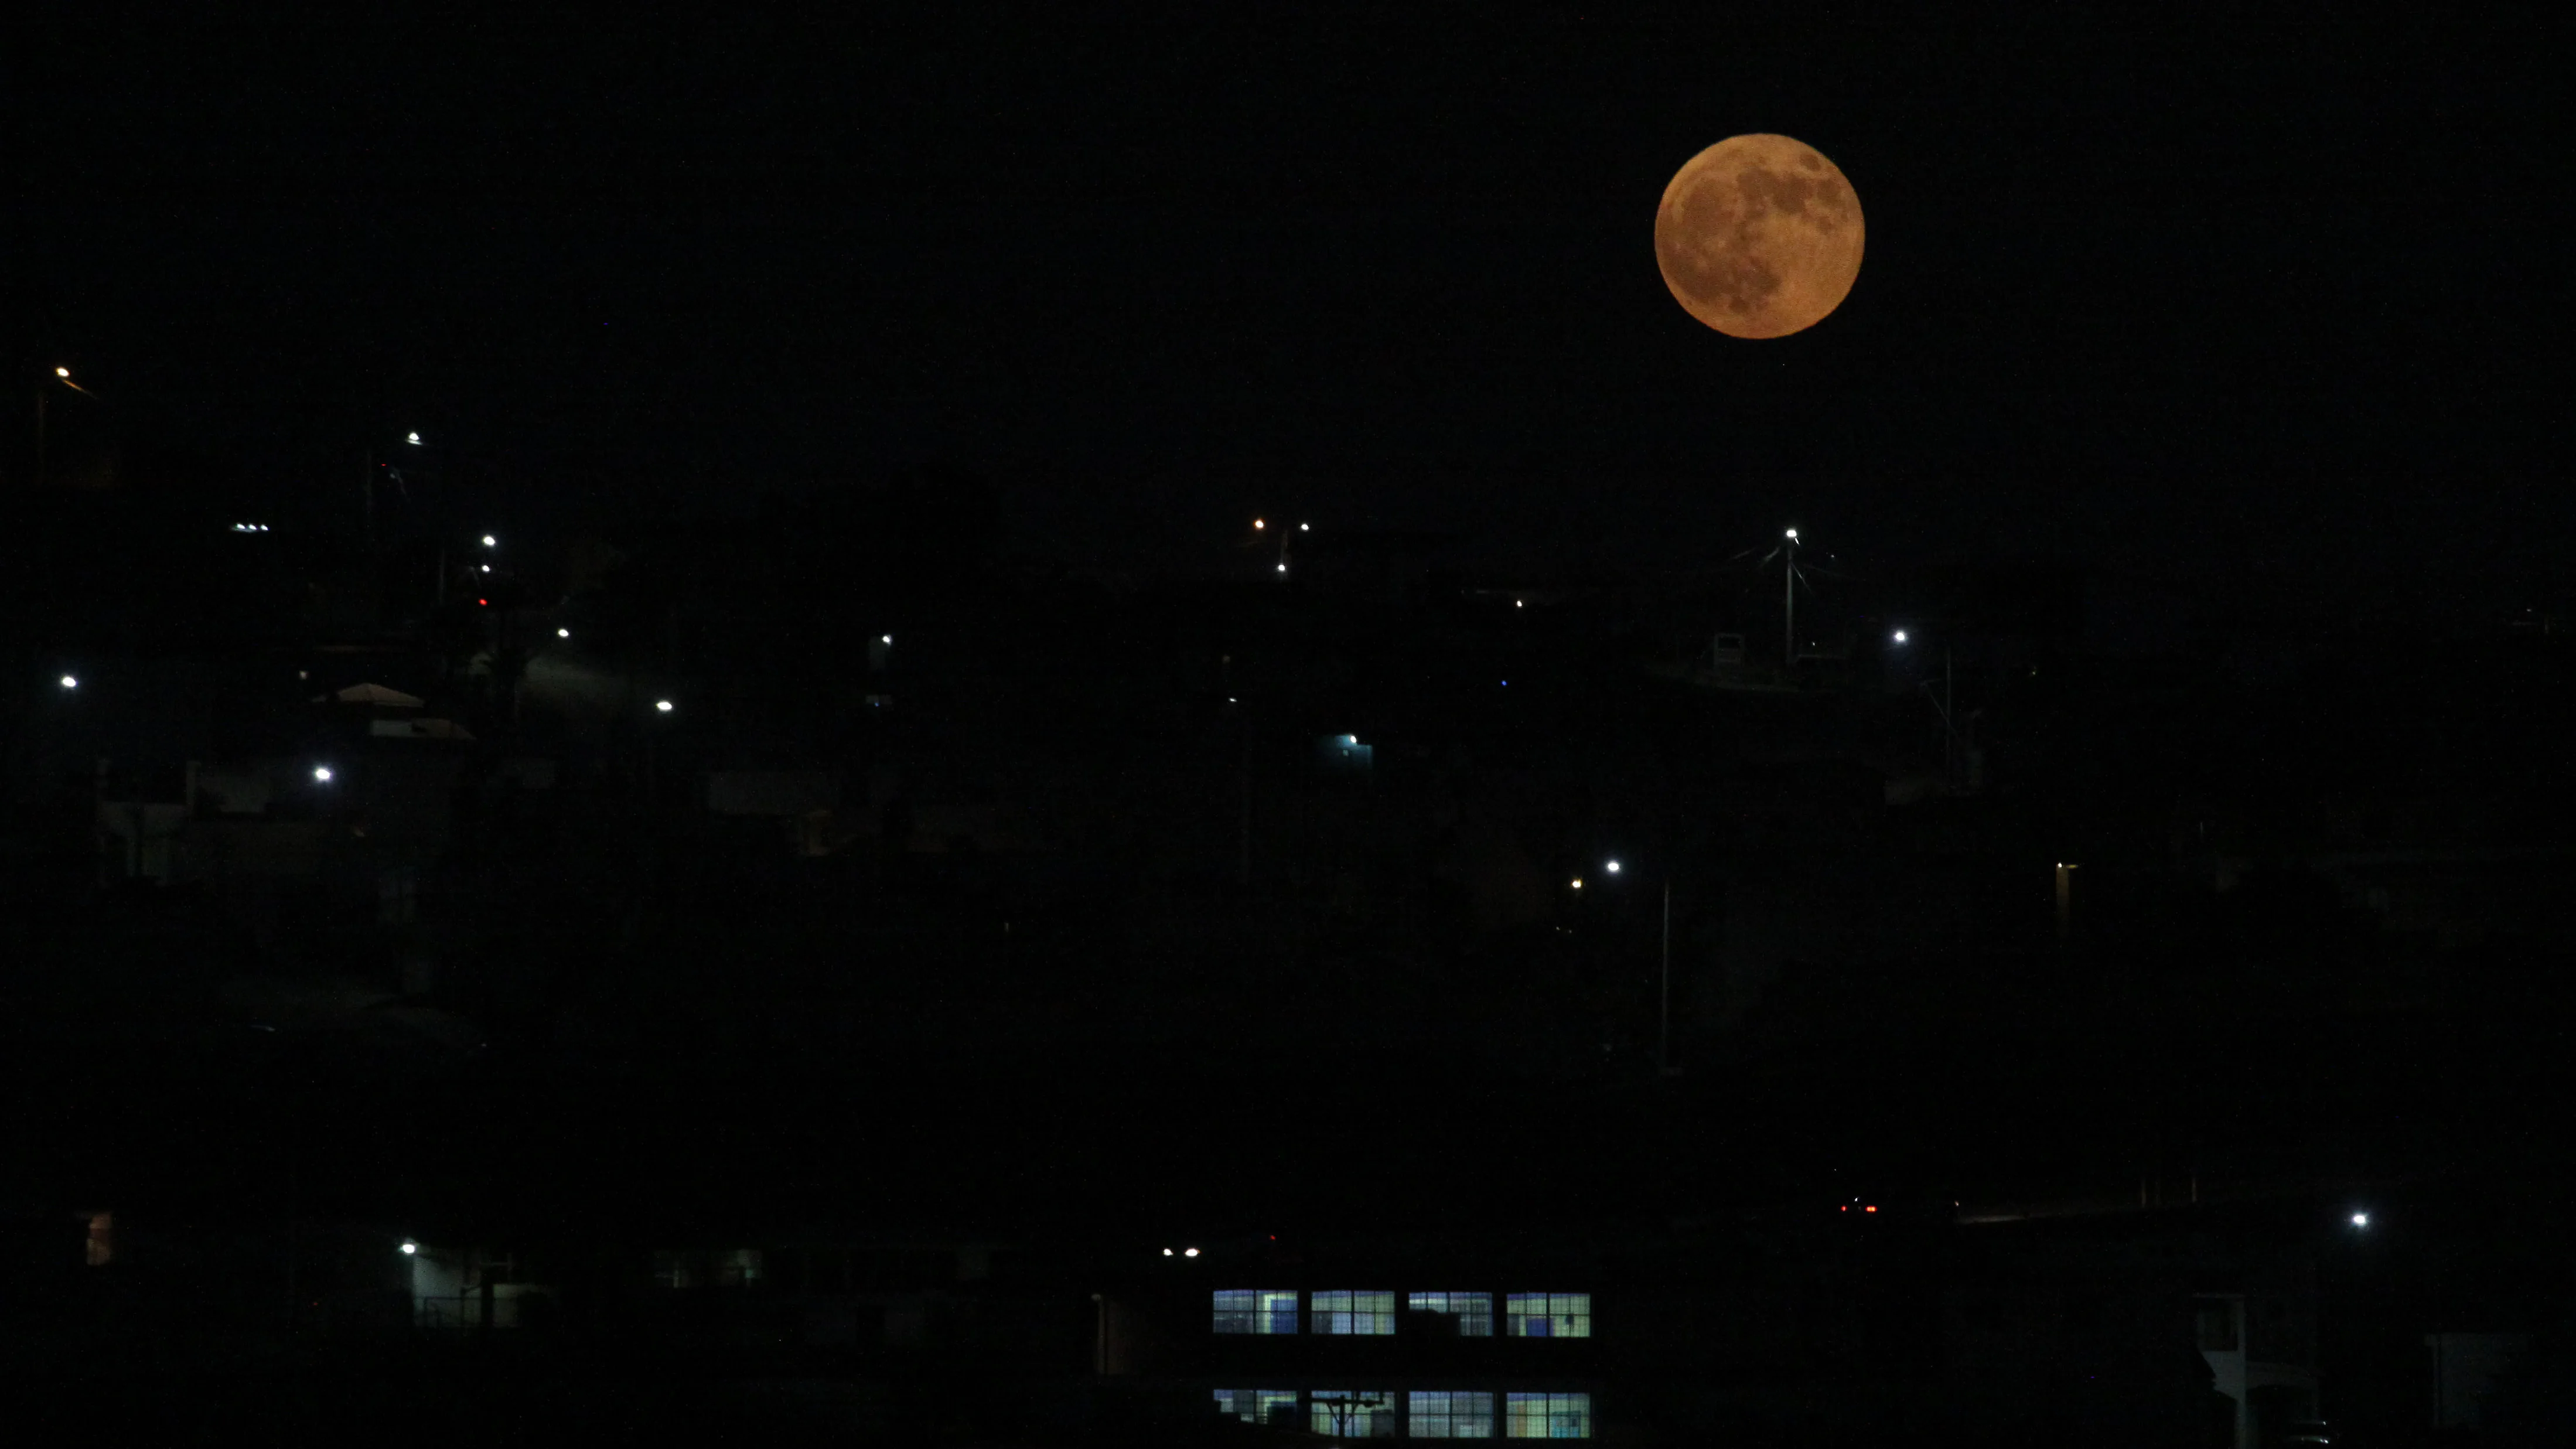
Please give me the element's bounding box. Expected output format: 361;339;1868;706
401;1240;418;1254
59;675;77;690
655;700;674;713
312;766;334;783
557;627;571;638
481;535;496;548
1184;1247;1200;1257
2352;1212;2369;1227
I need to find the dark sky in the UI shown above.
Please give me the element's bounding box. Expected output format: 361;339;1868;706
13;10;2567;609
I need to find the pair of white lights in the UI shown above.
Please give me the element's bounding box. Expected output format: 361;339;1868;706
1161;1246;1201;1257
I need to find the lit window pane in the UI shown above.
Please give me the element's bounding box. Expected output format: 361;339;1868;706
1214;1389;1300;1428
1504;1293;1591;1338
1409;1389;1495;1437
1214;1288;1302;1334
1407;1291;1494;1337
1504;1392;1592;1438
1312;1390;1395;1437
1311;1289;1396;1334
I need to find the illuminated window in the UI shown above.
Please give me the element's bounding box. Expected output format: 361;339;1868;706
1312;1289;1396;1335
1504;1392;1592;1438
83;1211;114;1267
1311;1390;1395;1437
652;1248;764;1288
1504;1293;1591;1338
1408;1390;1496;1437
1213;1288;1301;1334
1408;1291;1494;1337
1213;1389;1299;1428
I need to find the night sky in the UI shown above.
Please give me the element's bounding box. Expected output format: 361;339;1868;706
15;11;2566;612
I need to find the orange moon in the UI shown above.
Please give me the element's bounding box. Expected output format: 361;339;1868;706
1654;134;1864;339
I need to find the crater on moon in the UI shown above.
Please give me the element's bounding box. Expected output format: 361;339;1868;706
1654;134;1864;340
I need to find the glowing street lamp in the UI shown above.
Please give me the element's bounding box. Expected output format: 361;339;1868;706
400;1240;418;1255
1602;855;1677;1076
58;674;77;690
654;699;674;714
557;627;571;639
481;534;496;548
406;432;422;446
312;765;335;783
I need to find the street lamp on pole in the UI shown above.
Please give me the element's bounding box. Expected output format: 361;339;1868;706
1891;628;1963;782
1603;857;1678;1077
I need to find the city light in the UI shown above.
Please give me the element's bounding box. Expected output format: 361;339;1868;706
1277;563;1288;574
2352;1212;2370;1228
557;627;571;638
1162;1247;1174;1256
1892;630;1908;643
1184;1247;1200;1257
1786;527;1799;540
1253;519;1265;530
1571;878;1584;890
312;766;334;783
56;367;70;379
58;675;77;690
655;700;674;713
406;432;422;445
482;535;496;548
1605;860;1621;874
401;1240;418;1255
1299;523;1309;531
881;635;892;645
479;564;491;573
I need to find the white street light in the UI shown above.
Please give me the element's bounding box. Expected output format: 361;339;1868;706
1605;859;1621;874
59;674;77;690
312;766;335;783
481;534;496;548
406;432;422;445
557;627;571;639
1276;563;1288;574
1253;519;1265;530
1786;527;1799;540
56;367;70;379
1892;630;1908;643
2351;1212;2370;1228
1570;878;1584;891
1299;523;1310;531
1184;1247;1200;1257
654;699;674;713
1161;1247;1174;1257
881;635;892;645
401;1240;418;1255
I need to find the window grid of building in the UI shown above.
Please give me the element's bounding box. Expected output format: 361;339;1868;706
1311;1390;1397;1437
1408;1389;1497;1437
1312;1289;1398;1335
1212;1389;1299;1428
1504;1392;1592;1438
1213;1288;1302;1335
1407;1291;1495;1337
1504;1293;1591;1338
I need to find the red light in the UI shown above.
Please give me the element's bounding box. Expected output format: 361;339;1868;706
1865;1205;1877;1213
477;598;488;606
1839;1205;1847;1213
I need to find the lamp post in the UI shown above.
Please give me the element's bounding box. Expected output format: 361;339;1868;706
1890;628;1963;782
36;366;97;487
1602;857;1678;1076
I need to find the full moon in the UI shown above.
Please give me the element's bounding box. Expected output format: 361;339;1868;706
1654;134;1864;339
